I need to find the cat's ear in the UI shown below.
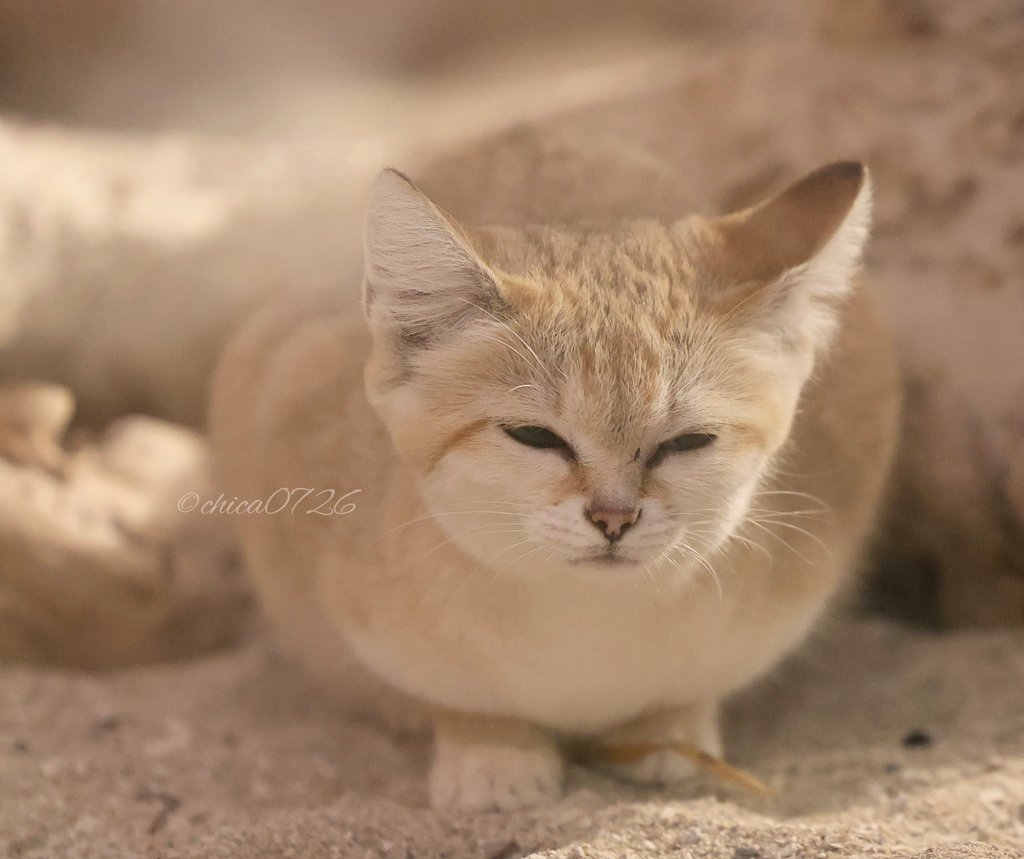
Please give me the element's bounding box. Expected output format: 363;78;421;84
706;161;872;348
363;168;501;344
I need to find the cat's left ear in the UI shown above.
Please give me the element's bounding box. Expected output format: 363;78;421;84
705;161;872;349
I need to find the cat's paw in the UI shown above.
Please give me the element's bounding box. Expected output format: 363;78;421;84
429;735;564;812
596;702;721;787
607;746;700;786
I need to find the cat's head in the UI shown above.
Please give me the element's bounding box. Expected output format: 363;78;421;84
361;163;871;578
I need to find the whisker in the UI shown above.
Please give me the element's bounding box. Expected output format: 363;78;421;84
486;535;543;565
671;543;723;600
421;526;529;559
744;507;829;522
722;531;772;560
753;489;829;507
748;517;832;557
743;519;816;566
481;539;549;592
376;509;531;540
507;542;550;570
640;561;664;598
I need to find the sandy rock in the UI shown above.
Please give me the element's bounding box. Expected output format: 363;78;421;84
0;384;252;667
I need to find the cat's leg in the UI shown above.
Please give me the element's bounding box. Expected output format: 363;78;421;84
595;700;722;785
429;709;564;811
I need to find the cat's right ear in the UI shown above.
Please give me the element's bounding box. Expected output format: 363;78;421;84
363;168;501;345
703;161;872;350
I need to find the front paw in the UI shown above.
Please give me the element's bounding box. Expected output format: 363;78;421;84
429;718;563;811
605;745;702;786
596;702;721;787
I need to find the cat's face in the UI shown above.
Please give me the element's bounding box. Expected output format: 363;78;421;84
363;164;870;578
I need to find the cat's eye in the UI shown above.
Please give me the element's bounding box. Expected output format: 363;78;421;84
648;432;717;466
663;432;717;452
502;425;571;451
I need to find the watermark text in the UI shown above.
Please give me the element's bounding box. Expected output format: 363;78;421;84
178;488;361;516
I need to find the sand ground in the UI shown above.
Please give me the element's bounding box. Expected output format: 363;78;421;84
3;617;1024;858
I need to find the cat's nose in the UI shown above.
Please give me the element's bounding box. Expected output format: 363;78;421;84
585;505;641;542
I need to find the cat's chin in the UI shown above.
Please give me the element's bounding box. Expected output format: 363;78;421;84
569;552;640;568
562;551;646;581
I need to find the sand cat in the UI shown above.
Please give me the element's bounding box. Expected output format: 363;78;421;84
210;132;900;810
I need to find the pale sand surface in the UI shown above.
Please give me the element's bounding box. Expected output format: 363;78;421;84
2;618;1023;857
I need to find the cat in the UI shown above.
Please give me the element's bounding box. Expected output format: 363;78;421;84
210;130;900;811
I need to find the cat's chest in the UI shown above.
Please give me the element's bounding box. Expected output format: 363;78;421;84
485;585;707;724
461;580;743;727
336;566;813;733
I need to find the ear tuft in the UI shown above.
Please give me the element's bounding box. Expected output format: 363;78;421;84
363;168;501;344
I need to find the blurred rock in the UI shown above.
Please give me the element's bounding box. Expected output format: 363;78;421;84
0;0;781;135
0;384;252;667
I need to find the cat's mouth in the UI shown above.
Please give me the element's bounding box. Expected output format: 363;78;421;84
570;551;640;567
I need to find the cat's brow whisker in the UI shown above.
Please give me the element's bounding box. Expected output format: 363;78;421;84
450;295;559;386
471;332;555;384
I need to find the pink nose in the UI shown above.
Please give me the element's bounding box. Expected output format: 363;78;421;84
585;505;641;542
